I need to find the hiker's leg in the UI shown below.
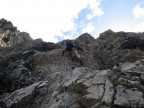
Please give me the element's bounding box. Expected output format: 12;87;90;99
78;58;83;66
72;50;83;66
70;51;75;61
72;50;80;58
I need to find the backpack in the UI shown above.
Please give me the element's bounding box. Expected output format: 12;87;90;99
65;39;75;47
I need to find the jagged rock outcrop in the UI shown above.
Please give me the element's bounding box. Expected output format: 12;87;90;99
0;39;61;95
0;18;32;47
116;36;144;50
75;33;96;52
1;59;144;108
94;29;144;69
0;19;144;108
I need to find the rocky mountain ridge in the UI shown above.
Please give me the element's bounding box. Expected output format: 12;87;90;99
0;18;32;47
0;19;144;108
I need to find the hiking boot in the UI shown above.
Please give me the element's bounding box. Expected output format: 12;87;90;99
78;58;83;66
71;56;75;61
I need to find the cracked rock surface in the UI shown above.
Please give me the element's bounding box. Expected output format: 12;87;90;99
0;19;144;108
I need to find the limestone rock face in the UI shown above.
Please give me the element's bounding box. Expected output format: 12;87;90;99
0;19;144;108
0;18;32;47
114;85;144;108
94;29;144;69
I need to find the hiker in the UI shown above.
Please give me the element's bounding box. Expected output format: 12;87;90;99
61;39;84;66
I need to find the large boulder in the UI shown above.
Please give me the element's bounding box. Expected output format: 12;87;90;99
114;85;144;108
0;81;48;108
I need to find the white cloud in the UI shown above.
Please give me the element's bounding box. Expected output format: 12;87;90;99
133;1;144;18
82;23;95;33
0;0;103;43
86;0;104;20
134;22;144;32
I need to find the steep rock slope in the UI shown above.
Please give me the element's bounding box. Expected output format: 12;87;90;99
0;19;144;108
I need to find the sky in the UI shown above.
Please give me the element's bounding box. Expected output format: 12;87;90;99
0;0;144;43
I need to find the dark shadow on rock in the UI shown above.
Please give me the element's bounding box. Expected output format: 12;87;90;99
116;36;144;50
